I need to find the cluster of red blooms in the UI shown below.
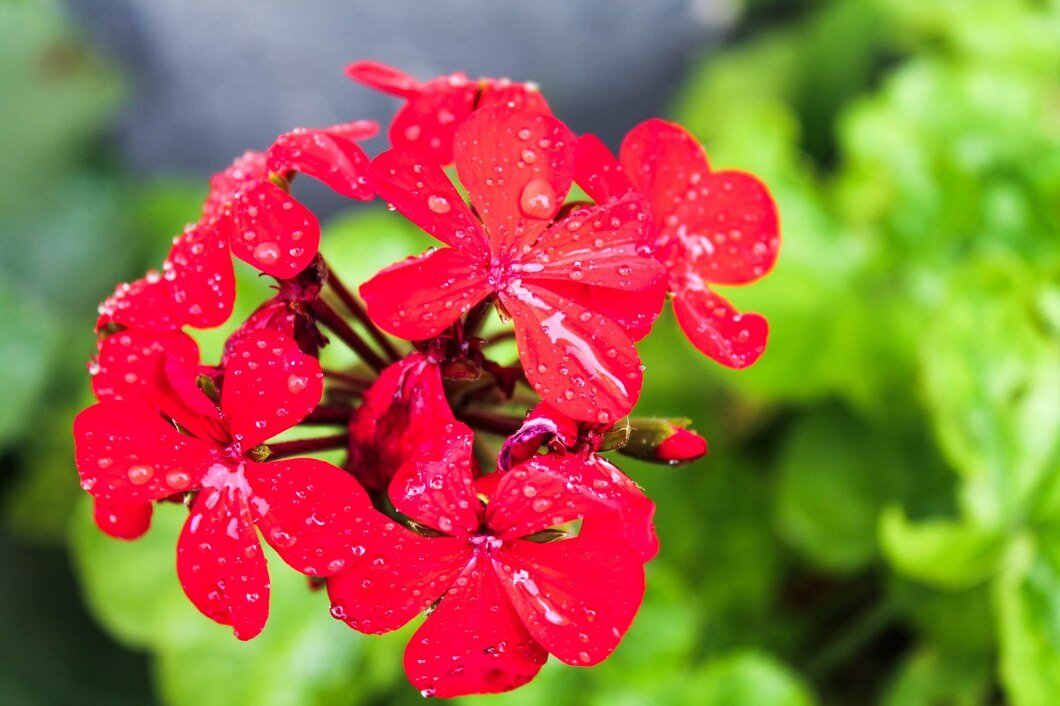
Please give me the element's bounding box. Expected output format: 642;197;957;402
74;61;779;697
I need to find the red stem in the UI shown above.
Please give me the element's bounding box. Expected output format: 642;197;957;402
323;368;372;390
268;433;349;460
312;299;389;373
324;262;402;363
301;405;354;426
456;410;524;437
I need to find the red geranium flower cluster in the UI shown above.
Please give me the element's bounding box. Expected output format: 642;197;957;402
74;60;778;697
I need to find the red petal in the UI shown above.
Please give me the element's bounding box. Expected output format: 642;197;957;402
619;118;711;228
95;275;185;333
229;180;320;279
520;192;663;290
453;106;574;256
369;150;489;257
203;151;267;223
360;247;491;341
327;526;470;634
345;60;423;98
665;169;780;285
221;329;324;449
571;456;658;562
486;457;616;540
405;556;548;697
478;79;551;116
167;220;236;329
73;401;215;503
91;329;199;403
247;458;379;577
389;421;483;537
495;517;645;666
391;80;477;165
671;280;768;369
93;498;152;540
499;282;642;424
266;124;376;200
573;133;632;204
348;353;454;492
177;466;270;640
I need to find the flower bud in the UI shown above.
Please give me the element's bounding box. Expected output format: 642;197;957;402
618;418;707;465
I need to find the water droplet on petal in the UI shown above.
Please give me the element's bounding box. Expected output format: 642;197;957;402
519;179;556;219
286;374;309;394
253;242;281;266
128;464;154;485
427;194;451;214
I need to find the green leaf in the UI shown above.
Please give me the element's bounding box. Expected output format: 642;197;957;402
774;407;909;571
680;651;817;706
880;506;1008;589
70;498;395;705
996;533;1060;706
0;279;63;449
881;647;991;706
920;261;1060;524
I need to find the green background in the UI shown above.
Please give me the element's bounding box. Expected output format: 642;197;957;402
1;0;1058;703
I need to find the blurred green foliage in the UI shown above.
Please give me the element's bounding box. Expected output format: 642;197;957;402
1;0;1058;704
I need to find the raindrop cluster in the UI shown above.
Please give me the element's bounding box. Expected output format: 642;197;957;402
73;60;778;697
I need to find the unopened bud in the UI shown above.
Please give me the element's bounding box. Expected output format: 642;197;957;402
619;418;707;465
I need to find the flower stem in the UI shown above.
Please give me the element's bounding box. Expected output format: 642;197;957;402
324;261;402;362
301;405;354;426
268;433;349;460
312;299;389;373
323;368;373;390
456;409;524;437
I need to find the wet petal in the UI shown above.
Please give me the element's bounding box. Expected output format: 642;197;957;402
345;60;424;97
177;466;270;640
327;525;470;634
229;180;320;280
671;279;769;369
405;556;548;698
266;123;376;201
496;517;645;666
73;401;215;503
499;282;642;424
573;133;633;204
221;329;324;449
478;79;551;115
167;220;237;329
93;498;152;540
360;247;491;341
90;329;199;404
619;118;712;228
453;106;574;257
521;192;663;291
203;151;267;223
248;457;380;578
389;421;483;537
486;456;616;540
389;77;477;165
369;149;489;258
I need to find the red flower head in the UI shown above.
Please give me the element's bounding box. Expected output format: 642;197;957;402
575;119;780;368
347;352;454;492
74;330;378;639
501;402;659;561
346;60;550;165
360;105;666;424
327;421;646;697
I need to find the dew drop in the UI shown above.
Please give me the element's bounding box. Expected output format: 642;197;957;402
127;464;154;485
427;194;452;214
519;179;556;219
286;374;309;394
253;242;281;266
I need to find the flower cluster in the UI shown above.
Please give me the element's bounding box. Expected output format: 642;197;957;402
74;60;779;697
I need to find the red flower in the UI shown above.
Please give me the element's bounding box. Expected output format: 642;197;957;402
347;352;454;492
210;121;377;280
360;105;666;424
74;330;377;639
501;402;658;561
655;427;708;464
327;421;646;697
575;119;780;368
346;60;550;165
